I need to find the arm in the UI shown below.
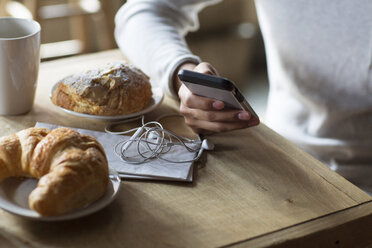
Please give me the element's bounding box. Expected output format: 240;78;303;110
115;0;258;134
115;0;219;96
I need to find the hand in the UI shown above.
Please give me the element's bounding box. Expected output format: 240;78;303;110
174;62;259;135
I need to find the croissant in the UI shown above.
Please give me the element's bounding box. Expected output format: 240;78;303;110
0;127;109;216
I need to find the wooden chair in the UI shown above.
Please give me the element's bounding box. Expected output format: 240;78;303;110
22;0;117;59
1;0;33;17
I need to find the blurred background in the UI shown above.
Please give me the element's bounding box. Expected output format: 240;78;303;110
0;0;269;120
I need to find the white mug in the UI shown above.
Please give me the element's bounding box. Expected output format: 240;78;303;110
0;17;41;115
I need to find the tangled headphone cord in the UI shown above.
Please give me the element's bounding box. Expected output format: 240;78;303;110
105;115;213;164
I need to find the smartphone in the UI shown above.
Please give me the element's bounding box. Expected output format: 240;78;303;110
178;69;259;120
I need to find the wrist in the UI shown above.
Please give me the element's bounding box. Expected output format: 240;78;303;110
172;62;197;93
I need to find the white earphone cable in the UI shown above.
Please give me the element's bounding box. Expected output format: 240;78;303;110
105;115;211;164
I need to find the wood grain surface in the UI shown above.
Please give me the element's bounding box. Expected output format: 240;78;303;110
0;50;371;248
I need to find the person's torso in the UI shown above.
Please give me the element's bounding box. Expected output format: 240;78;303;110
255;0;372;164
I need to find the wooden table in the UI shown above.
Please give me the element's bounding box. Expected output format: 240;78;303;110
0;50;372;248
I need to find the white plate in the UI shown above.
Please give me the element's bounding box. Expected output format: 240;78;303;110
0;169;121;221
50;82;164;121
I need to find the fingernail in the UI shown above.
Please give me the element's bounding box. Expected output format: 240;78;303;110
212;101;224;110
248;118;260;126
238;112;251;120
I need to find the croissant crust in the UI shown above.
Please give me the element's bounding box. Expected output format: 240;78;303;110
0;127;109;216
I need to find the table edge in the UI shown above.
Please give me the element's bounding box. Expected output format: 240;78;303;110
226;199;372;248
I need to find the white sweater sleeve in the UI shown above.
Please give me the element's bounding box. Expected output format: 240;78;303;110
114;0;220;97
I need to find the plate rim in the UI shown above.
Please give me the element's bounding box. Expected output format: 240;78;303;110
0;168;121;221
50;81;164;121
